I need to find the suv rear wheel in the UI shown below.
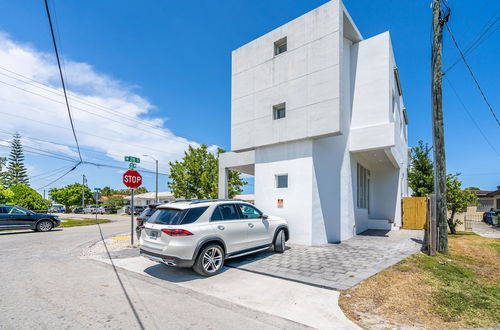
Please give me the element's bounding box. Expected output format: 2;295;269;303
193;244;225;276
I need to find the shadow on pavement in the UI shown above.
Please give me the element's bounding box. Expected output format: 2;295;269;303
357;229;391;237
143;263;230;282
0;229;63;236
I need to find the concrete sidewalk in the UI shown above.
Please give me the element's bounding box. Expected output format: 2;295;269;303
82;236;360;330
472;221;500;239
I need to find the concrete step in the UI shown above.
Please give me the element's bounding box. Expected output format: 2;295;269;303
366;218;399;231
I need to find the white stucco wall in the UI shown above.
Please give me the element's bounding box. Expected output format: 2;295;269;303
254;140;314;245
231;0;343;152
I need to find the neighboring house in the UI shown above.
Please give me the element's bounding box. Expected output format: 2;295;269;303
485;187;500;210
233;194;255;203
124;191;175;206
218;0;409;245
470;190;495;211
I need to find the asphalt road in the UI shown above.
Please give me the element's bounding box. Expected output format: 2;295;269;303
0;220;301;329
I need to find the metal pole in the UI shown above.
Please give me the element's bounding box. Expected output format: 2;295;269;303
131;188;134;246
431;0;448;253
82;174;85;209
155;159;159;203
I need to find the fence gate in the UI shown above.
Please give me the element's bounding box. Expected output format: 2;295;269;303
402;197;427;229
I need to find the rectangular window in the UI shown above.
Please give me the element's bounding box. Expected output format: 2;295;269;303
357;164;370;210
276;174;288;188
273;103;286;120
274;37;287;55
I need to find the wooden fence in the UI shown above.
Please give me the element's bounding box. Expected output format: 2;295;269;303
402;197;428;229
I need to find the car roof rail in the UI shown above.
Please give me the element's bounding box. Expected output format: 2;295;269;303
189;198;247;205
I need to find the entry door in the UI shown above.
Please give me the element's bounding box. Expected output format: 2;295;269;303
210;204;249;254
237;204;272;247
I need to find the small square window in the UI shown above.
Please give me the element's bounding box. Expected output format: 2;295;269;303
273;103;286;120
276;174;288;188
274;37;287;56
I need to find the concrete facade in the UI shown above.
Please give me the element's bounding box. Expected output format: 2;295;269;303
220;0;409;245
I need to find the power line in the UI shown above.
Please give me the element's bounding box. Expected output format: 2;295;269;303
0;78;196;148
444;15;499;73
36;162;81;190
0;109;185;157
444;76;500;157
444;23;500;126
0;66;170;133
43;0;83;161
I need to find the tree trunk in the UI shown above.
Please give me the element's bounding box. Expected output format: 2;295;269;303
448;210;457;235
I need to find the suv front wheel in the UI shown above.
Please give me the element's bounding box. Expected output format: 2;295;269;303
193;244;225;277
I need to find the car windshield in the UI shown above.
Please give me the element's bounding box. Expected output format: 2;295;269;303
147;207;208;225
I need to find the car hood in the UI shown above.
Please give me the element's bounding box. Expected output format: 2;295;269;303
35;213;58;218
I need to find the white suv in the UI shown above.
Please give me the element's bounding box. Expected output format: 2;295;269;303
139;199;289;276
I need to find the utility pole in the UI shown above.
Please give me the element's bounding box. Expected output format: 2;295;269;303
82;174;86;209
431;0;449;253
143;155;159;203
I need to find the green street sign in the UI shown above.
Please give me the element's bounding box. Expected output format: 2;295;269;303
124;156;140;163
94;188;101;191
129;163;137;169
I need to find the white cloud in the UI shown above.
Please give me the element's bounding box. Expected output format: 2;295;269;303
0;32;214;173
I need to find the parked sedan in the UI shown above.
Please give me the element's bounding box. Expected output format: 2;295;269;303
72;207;84;214
0;205;61;232
96;206;117;214
136;204;161;239
83;205;98;214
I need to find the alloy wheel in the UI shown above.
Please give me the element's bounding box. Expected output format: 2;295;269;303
202;247;223;273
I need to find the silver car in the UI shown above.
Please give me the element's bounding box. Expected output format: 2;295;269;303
139;199;289;276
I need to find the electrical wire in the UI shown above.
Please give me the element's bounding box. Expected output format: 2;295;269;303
444;15;499;74
444;23;500;126
36;162;81;190
43;0;82;161
444;76;500;158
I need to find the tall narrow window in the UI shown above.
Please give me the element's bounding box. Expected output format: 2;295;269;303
357;163;370;210
276;174;288;188
274;37;287;55
273;103;286;120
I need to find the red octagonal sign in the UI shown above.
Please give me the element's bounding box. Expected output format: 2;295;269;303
123;170;142;189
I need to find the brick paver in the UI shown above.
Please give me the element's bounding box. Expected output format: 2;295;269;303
226;229;424;290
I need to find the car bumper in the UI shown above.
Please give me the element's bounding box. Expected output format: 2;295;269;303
139;248;194;268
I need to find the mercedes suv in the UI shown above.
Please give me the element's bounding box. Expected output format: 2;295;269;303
139;200;289;276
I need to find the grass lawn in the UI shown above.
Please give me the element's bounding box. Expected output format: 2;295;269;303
339;233;500;329
59;218;112;227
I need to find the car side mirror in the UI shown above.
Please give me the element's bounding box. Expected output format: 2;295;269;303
262;214;269;220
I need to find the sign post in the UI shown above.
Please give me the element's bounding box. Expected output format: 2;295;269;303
123;167;142;246
94;188;101;223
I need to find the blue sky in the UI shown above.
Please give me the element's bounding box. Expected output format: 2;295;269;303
0;0;498;195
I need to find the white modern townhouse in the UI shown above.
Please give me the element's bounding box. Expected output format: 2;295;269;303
219;0;409;245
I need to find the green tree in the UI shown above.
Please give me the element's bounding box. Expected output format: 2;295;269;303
4;184;50;211
5;133;29;187
49;183;93;211
408;140;434;197
0;157;7;187
104;195;126;209
446;174;477;235
168;145;246;199
100;186;113;197
465;186;480;191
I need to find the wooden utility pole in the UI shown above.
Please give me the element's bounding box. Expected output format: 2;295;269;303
431;0;449;253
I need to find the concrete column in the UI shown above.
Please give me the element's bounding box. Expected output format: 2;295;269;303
218;167;228;199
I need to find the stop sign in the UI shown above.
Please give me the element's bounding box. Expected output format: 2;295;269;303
123;170;142;189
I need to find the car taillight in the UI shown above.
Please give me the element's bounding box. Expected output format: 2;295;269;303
136;218;142;222
161;229;193;236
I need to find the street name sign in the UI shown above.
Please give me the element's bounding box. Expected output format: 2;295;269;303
124;156;140;163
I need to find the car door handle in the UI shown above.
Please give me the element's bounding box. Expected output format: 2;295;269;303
248;223;254;228
217;225;225;230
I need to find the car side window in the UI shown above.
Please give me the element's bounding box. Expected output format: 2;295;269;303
238;204;262;219
211;204;241;221
3;206;13;214
0;207;6;214
10;207;26;215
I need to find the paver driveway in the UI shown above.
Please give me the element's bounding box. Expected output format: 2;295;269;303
226;229;424;290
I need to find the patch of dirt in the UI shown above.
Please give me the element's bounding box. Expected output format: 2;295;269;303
339;234;499;330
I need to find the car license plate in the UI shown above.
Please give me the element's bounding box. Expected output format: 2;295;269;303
149;230;159;239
